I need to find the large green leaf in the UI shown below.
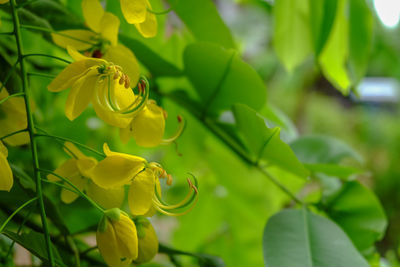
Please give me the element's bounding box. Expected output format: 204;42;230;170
318;0;351;94
232;104;308;178
273;0;312;71
184;43;267;115
324;181;387;252
263;208;369;267
166;0;235;49
309;0;338;56
349;0;373;84
4;230;66;267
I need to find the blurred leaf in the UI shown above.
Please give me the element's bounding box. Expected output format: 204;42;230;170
19;8;52;30
10;164;35;191
290;135;363;164
349;0;373;84
263;208;369;267
273;0;312;71
304;163;362;179
232;104;308;178
309;0;337;56
198;253;226;267
318;0;351;94
167;0;235;49
184;43;267;115
119;35;183;77
4;230;66;267
324;181;387;252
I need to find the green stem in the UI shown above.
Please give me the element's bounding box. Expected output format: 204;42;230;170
20;24;97;45
23;53;71;64
38;168;105;213
0;129;27;142
28;72;56;79
147;0;179;15
0;92;25;105
9;1;55;266
34;131;105;158
0;197;38;233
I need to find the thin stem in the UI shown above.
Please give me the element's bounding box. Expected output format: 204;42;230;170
34;131;105;158
23;53;71;64
20;24;97;45
147;0;179;15
28;72;56;79
0;92;25;105
0;129;27;142
66;236;81;267
0;197;38;233
42;179;81;194
80;246;98;256
38;168;105;213
9;0;55;265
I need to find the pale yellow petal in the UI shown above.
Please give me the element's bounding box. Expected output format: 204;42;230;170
131;101;165;147
65;69;98;120
48;61;93;92
128;168;155;216
92;79;135;128
47;158;78;182
103;44;140;87
76;157;97;177
0;142;12;191
120;0;147;24
102;143;146;162
82;0;104;32
51;30;97;51
100;12;120;46
87;181;124;209
0;89;29;146
114;214;139;260
90;155;146;189
135;9;157;38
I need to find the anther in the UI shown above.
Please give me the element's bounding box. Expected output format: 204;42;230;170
124;75;130;89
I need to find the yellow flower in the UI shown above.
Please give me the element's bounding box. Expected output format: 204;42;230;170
120;0;158;38
48;142;124;209
0;87;29;146
48;47;144;128
52;0;140;86
120;99;165;147
134;217;158;264
0;0;9;3
0;141;13;191
90;144;198;217
97;209;138;267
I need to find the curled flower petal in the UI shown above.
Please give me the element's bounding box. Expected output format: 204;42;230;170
128;168;155;216
47;158;78;182
61;173;87;204
135;8;157;38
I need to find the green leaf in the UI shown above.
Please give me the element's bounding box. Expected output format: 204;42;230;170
324;181;387;252
273;0;312;71
309;0;338;56
232;104;308;178
119;35;183;77
166;0;235;49
3;230;66;267
318;0;351;94
304;163;362;179
290;135;363;164
184;43;267;115
349;0;373;84
263;208;369;267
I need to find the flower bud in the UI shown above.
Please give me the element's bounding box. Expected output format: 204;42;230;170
97;210;138;266
134;219;158;264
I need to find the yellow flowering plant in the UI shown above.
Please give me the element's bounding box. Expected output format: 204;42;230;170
0;141;13;191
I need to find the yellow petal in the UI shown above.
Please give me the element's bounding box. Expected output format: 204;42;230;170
120;0;147;24
135;8;157;38
92;79;135;128
0;0;9;4
47;158;78;182
102;143;146;163
0;142;12;191
82;0;104;32
90;154;146;189
48;61;94;92
135;223;158;264
100;12;120;46
0;89;29;146
51;30;97;51
67;46;102;63
103;44;140;87
65;68;98;120
87;181;124;209
113;214;139;260
128;168;155;216
131;101;165;147
61;173;87;204
76;157;97;177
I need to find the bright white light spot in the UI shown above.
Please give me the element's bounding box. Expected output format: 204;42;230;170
374;0;400;28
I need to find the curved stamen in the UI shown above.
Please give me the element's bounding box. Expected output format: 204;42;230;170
160;115;185;145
